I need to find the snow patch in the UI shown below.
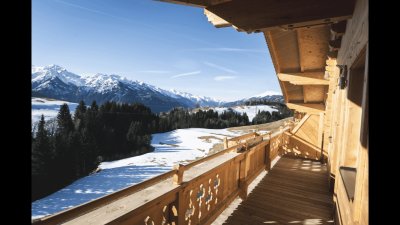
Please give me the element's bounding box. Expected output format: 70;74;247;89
31;98;78;124
100;128;245;169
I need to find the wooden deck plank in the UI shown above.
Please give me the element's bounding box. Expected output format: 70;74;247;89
215;156;334;225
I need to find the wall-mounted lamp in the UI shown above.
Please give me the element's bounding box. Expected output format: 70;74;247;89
337;65;347;89
328;136;333;143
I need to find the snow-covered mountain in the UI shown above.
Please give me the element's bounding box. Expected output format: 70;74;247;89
223;91;284;107
32;65;284;112
166;89;223;107
32;65;223;112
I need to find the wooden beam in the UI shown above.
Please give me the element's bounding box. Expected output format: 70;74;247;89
317;112;325;149
204;9;231;28
157;0;231;7
286;103;325;114
264;31;290;103
278;72;329;85
296;29;305;72
157;0;206;7
291;114;311;134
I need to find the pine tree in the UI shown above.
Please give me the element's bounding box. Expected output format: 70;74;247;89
126;121;142;153
74;100;87;130
90;101;99;112
32;115;55;200
57;103;74;135
32;115;52;176
242;112;249;125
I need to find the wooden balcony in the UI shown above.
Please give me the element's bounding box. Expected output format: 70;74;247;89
32;123;334;225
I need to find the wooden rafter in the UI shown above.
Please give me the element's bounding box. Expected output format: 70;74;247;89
278;72;329;85
264;31;291;104
286;103;325;114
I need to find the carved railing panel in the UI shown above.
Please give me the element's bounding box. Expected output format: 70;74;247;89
181;160;239;225
115;191;178;225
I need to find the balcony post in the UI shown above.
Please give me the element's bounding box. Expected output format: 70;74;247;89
173;164;185;185
238;153;248;200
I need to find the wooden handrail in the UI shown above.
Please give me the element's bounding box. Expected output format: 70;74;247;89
228;132;258;142
184;144;244;170
32;169;177;224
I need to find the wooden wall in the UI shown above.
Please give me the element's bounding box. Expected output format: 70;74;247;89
324;0;368;224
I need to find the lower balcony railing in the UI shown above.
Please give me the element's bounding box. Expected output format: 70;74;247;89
33;126;293;225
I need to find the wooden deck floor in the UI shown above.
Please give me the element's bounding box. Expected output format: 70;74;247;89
218;156;334;225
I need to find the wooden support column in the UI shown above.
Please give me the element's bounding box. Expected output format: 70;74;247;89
173;164;186;225
173;164;185;185
238;153;248;200
317;112;325;150
317;112;325;163
223;137;228;149
265;143;271;172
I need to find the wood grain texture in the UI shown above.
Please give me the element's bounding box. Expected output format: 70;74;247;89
218;156;333;225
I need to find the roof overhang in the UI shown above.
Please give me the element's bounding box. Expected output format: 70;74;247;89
158;0;355;114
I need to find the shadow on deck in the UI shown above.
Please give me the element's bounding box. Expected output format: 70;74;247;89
218;156;334;225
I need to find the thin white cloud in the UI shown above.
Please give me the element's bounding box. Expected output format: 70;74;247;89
54;0;140;25
214;76;237;81
137;70;171;74
184;48;265;53
171;71;201;79
204;62;237;74
55;0;109;15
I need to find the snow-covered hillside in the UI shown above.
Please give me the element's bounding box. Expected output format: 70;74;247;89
32;128;248;219
32;97;78;124
200;105;278;121
100;128;243;169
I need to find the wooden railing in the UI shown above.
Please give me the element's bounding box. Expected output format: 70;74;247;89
33;128;290;225
226;132;258;148
280;131;328;161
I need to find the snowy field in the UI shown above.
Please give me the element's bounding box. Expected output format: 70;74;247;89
207;105;278;121
32;128;248;219
32;97;78;124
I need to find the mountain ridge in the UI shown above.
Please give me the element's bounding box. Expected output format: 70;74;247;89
32;65;284;112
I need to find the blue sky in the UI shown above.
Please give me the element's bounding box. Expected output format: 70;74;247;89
32;0;281;101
